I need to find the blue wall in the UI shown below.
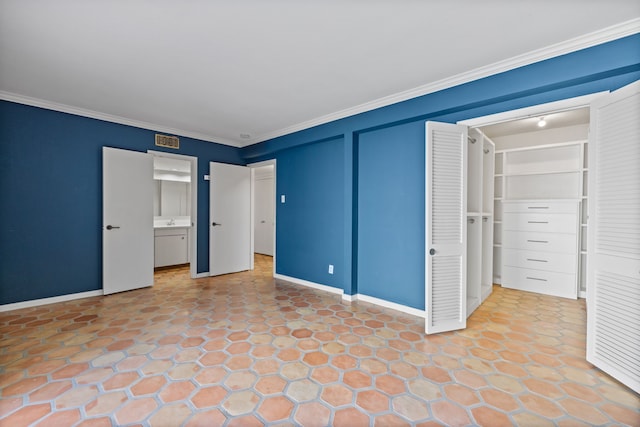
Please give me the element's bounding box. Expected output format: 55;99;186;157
243;33;640;309
275;137;345;288
0;102;243;305
357;122;426;308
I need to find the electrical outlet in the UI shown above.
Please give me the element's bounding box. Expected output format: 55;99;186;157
328;264;334;274
281;195;286;203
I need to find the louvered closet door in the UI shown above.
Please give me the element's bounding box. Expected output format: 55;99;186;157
425;121;467;334
587;81;640;394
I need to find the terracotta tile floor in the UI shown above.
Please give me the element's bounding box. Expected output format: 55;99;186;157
1;254;639;426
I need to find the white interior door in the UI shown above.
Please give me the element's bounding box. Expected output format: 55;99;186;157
587;81;640;394
103;147;154;295
210;162;251;276
425;121;467;334
254;176;274;256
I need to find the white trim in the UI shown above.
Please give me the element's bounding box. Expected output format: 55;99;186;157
579;290;587;299
248;20;639;145
495;139;588;154
352;294;427;319
274;274;343;296
194;272;210;279
342;294;356;302
0;91;242;148
0;290;103;312
148;150;198;279
274;275;427;319
460;93;607;128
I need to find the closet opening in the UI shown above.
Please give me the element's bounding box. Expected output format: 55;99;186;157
460;93;598;300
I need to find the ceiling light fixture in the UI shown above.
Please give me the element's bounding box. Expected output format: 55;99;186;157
537;117;547;128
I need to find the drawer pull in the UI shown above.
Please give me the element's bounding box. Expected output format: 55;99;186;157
527;258;548;263
526;276;548;282
528;206;549;209
528;221;549;224
527;239;549;243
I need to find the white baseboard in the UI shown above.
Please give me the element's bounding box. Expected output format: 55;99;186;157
342;294;356;302
0;290;104;312
274;274;343;296
579;290;586;299
273;274;425;318
194;272;210;278
352;293;426;318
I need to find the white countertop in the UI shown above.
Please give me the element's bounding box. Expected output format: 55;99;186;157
154;224;191;229
154;218;191;229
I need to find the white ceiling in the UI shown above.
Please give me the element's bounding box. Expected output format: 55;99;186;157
1;1;638;147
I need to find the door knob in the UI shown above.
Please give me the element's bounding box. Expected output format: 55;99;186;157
212;222;222;227
106;225;120;230
429;248;436;256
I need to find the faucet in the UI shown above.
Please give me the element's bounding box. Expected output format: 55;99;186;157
167;218;175;226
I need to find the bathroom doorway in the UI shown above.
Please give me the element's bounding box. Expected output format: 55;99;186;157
149;150;198;278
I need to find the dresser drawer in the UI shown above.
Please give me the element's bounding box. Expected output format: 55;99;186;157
503;200;579;214
503;249;577;274
503;212;577;233
502;230;577;253
502;266;577;299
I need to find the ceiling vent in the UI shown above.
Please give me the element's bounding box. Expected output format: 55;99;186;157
155;134;180;149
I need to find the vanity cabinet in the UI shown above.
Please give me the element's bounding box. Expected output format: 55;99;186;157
154;227;189;267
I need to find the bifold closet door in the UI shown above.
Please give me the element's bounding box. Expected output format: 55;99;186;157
425;121;467;334
587;80;640;394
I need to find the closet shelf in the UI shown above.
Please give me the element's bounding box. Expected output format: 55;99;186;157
503;169;581;177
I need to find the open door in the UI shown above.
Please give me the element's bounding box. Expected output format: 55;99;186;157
587;81;640;393
425;121;468;334
209;162;251;276
103;147;154;295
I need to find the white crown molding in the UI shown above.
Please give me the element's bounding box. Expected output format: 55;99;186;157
0;91;243;148
3;19;637;149
247;18;640;145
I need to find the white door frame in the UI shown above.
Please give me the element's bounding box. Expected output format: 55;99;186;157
248;159;277;276
458;92;606;128
148;150;198;279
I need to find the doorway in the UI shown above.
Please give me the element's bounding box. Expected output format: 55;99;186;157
459;92;603;299
249;160;276;277
148;150;198;279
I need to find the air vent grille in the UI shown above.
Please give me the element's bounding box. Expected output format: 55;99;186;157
155;134;180;149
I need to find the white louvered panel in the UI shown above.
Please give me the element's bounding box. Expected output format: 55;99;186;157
593;272;640;379
587;81;640;394
431;129;463;245
431;257;463;325
594;88;640;260
425;121;467;335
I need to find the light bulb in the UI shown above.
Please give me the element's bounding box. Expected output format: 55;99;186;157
537;117;547;127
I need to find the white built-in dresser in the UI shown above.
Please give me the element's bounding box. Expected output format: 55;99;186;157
495;141;586;299
502;200;580;298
